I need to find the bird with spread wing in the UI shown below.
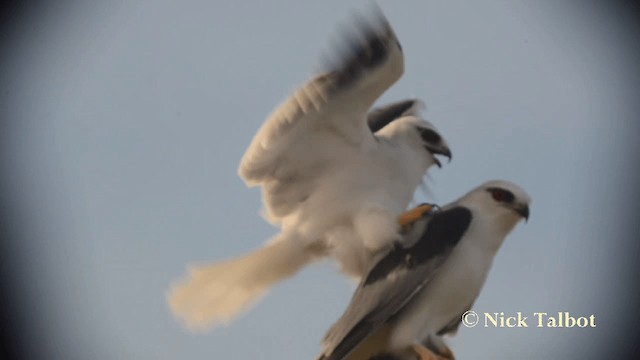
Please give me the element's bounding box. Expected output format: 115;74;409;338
317;181;531;360
167;8;451;330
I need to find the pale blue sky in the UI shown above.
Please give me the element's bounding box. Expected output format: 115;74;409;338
2;1;638;359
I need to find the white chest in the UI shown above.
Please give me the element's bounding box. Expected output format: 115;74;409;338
389;239;495;349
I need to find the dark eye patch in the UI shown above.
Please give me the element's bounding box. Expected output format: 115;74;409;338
486;187;515;203
420;128;441;144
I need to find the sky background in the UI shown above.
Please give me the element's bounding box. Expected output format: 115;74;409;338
1;1;639;359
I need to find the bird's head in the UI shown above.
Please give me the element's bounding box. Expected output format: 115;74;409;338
415;120;452;168
376;116;451;169
461;180;531;234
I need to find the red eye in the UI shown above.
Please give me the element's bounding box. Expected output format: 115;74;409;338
488;188;514;203
492;191;506;202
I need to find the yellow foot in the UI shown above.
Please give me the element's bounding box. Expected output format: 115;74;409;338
412;343;438;360
398;203;437;227
411;343;454;360
437;346;455;360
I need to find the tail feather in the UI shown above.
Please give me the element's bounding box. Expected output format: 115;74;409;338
167;235;313;330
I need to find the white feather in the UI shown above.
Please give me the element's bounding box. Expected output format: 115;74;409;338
167;11;450;330
167;233;315;330
389;181;531;351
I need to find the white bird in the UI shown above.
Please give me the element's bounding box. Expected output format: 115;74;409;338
167;9;451;330
317;180;531;360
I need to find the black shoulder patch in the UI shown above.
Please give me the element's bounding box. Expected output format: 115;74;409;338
363;243;409;285
367;99;416;132
363;207;472;286
410;207;472;264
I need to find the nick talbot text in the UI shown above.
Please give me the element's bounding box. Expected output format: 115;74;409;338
482;312;596;328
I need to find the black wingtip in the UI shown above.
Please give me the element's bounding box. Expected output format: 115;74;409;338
322;7;395;90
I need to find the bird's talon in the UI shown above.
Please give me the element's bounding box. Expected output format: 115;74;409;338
437;346;455;360
398;203;438;227
412;343;440;360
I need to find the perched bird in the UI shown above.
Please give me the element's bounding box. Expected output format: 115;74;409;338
167;9;451;330
317;180;531;360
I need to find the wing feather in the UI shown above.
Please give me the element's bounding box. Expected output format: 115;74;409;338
239;9;404;188
318;207;473;360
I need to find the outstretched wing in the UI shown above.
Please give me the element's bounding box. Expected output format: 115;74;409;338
318;207;473;360
238;9;404;195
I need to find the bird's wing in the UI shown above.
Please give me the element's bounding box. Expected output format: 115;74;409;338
436;302;475;337
318;207;473;360
366;99;425;133
238;9;404;189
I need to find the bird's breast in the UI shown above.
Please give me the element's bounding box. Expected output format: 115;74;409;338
389;244;493;349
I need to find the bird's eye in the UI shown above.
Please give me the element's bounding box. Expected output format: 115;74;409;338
487;188;514;203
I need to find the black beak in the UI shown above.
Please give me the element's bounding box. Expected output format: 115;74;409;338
515;204;530;222
425;145;452;168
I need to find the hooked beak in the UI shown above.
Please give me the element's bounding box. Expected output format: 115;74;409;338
425;144;452;168
514;204;530;222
